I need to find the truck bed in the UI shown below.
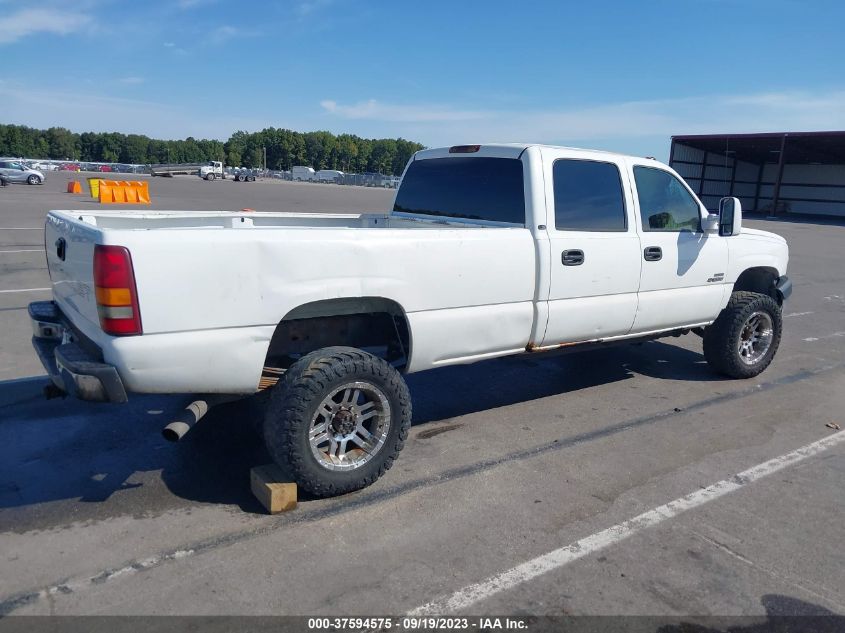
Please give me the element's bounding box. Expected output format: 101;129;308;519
44;209;537;392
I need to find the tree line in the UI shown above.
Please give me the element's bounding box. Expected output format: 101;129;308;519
0;124;425;175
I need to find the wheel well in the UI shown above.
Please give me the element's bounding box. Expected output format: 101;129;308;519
733;267;780;304
260;298;411;386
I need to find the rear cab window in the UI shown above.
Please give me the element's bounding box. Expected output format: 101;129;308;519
393;157;525;225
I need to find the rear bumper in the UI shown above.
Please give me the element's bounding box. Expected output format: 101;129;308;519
29;301;128;403
776;275;792;302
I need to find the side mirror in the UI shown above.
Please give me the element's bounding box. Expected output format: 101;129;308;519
718;197;742;236
702;213;719;233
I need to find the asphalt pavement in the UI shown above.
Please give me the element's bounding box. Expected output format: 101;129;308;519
1;172;843;621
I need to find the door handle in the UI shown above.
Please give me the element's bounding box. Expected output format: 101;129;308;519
562;249;584;266
643;246;662;261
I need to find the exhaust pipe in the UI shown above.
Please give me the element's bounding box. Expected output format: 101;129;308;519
162;400;211;442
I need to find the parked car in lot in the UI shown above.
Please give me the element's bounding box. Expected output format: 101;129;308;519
0;160;45;184
31;162;59;171
292;165;316;181
316;169;344;183
29;143;791;497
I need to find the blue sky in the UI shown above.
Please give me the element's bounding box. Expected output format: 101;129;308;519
1;0;844;159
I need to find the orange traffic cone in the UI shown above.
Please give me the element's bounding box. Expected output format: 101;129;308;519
67;181;82;194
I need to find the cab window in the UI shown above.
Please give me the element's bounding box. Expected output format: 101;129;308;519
634;166;701;232
553;159;627;231
394;157;525;224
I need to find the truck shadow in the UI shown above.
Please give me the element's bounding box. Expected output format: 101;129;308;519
0;378;273;523
409;340;719;425
653;594;841;633
0;340;720;520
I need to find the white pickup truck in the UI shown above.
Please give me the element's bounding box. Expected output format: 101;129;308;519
30;143;791;497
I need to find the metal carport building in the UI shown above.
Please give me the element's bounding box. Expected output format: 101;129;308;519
669;131;845;218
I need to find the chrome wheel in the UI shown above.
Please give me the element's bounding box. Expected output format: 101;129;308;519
737;311;774;366
309;381;391;471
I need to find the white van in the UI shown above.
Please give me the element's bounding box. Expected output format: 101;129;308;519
316;169;344;183
292;166;316;181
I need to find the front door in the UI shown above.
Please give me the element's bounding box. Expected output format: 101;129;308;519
540;149;641;347
629;162;728;333
2;162;25;182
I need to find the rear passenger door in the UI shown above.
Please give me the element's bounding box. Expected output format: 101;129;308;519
628;161;728;333
540;149;641;346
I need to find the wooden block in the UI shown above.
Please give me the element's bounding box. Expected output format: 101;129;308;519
251;464;297;514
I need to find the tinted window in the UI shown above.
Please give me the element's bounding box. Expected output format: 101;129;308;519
634;166;701;232
553;159;626;231
393;157;525;224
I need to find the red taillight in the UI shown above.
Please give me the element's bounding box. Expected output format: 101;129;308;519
93;245;142;336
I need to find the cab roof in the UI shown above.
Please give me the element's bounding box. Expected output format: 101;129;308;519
414;143;648;161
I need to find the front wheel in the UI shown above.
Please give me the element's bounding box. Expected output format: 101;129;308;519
263;347;411;497
703;291;782;378
206;173;215;181
27;175;41;185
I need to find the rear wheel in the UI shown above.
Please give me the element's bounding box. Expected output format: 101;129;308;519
703;291;782;378
263;346;411;497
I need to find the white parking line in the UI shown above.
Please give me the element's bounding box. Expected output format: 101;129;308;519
409;430;845;615
784;311;813;318
0;288;50;294
0;227;42;230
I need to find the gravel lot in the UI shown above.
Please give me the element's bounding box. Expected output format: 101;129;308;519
1;171;843;621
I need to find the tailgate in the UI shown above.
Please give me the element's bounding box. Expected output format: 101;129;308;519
45;212;101;334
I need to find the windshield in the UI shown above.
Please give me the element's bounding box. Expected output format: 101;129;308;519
393;157;525;224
